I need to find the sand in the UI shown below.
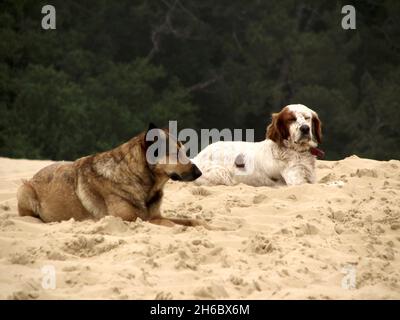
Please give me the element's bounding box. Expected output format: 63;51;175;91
0;155;399;300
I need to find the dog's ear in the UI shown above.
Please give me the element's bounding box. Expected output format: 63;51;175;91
148;122;158;131
145;122;160;149
312;114;322;144
266;112;287;145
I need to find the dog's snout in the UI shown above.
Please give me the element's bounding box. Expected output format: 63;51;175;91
300;124;310;134
192;164;202;179
171;164;202;182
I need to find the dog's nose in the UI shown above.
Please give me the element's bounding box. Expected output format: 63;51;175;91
300;124;310;134
192;164;202;179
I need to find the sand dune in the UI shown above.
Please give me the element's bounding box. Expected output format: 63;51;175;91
0;155;399;299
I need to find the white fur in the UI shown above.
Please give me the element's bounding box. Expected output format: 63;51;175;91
286;104;318;149
192;104;319;186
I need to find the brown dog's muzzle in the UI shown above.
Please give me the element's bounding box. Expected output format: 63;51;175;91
190;164;202;180
169;164;202;181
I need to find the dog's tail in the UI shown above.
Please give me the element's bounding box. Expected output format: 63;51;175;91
17;180;41;218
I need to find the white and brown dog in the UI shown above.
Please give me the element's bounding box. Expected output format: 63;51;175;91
192;104;323;186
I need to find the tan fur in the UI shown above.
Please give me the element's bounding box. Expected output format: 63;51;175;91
312;114;323;144
266;106;294;145
17;128;207;228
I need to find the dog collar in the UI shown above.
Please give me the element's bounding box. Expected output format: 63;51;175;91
310;147;325;159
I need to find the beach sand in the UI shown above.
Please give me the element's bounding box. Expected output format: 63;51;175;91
0;155;399;299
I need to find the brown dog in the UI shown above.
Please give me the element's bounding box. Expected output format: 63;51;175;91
17;124;206;227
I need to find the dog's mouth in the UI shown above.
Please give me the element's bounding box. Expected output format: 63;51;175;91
168;166;202;182
294;137;311;147
168;173;199;182
292;136;318;152
169;173;182;181
296;133;311;143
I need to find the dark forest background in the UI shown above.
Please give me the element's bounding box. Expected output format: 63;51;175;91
0;0;399;161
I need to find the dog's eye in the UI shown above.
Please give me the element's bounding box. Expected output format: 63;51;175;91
288;117;296;122
305;116;311;120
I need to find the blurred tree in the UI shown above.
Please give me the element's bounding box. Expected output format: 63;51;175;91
0;0;399;160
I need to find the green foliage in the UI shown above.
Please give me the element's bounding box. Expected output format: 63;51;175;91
0;0;399;160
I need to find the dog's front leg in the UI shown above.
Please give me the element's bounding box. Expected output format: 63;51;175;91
146;194;214;229
106;195;144;222
148;218;176;227
149;217;213;229
282;165;312;185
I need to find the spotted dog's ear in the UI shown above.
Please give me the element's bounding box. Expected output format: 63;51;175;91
266;110;289;145
312;113;322;144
